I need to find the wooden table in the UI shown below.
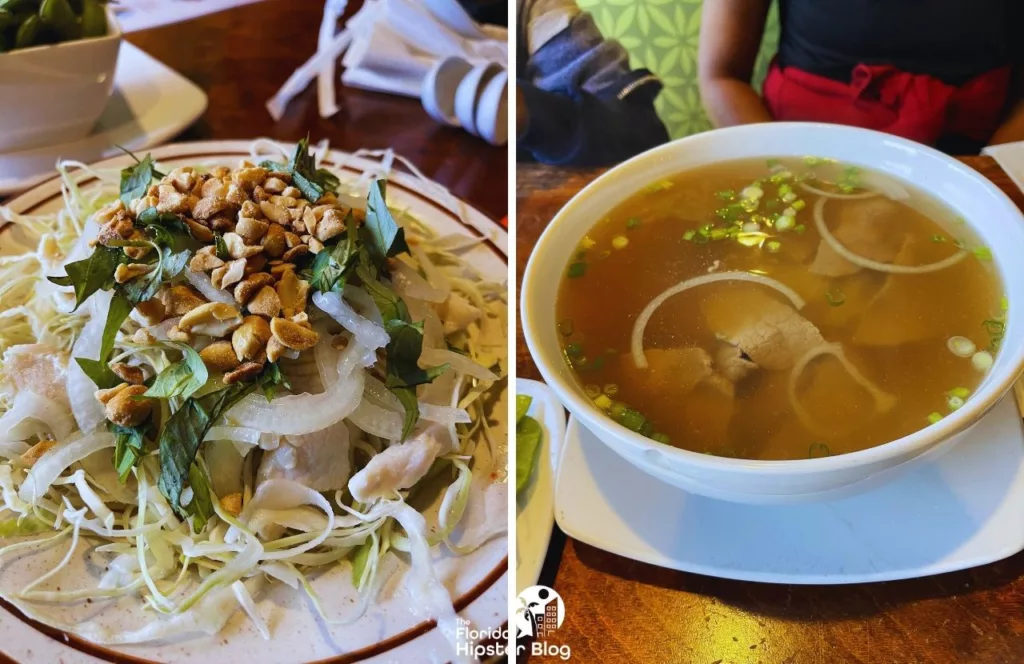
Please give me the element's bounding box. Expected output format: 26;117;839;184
126;0;508;222
517;156;1024;664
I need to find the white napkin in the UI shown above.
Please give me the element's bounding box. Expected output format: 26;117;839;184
267;0;506;120
983;142;1024;195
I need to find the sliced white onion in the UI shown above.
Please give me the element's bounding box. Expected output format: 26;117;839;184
392;259;447;303
0;441;29;458
205;426;262;448
410;243;451;300
860;171;911;201
972;351;994;372
0;390;75;443
419;348;498;382
313;336;342;389
184;270;235;305
66;291;112;433
947;336;977;358
631;271;805;369
238;479;334;561
799;182;879;200
19;430;115;503
227;342;368;436
788;343;896;438
814;197;967;274
344;285;382;325
312;291;389;350
349;399;403;440
418;403;471;426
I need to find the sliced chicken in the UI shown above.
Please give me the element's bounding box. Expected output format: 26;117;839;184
257;421;350;492
3;344;70;408
810;198;906;277
348;422;449;503
703;290;825;371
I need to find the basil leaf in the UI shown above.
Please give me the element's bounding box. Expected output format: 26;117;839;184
75;358;121;390
47;245;122;310
257;362;290;402
382;319;449;440
136;207;194;251
157;381;257;518
309;224;357;293
108;419;149;484
73;295;132;389
142;343;208;401
214;232;230;261
187;462;214;532
364;179;409;262
120;153;161;206
118;247;190;305
357;266;409;324
515;416;543;493
260;136;337;203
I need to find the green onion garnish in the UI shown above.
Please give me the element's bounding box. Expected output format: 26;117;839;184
766;240;781;253
825;288;845;307
973;246;992;261
927;412;943;424
584;384;600;399
766;158;780;168
558;319;574;336
947;395;965;411
931;235;946;243
603;383;618;396
1001;296;1009;312
617;407;647;432
565;343;583;357
652;432;671;444
808;443;831;458
683;230;696;241
803;156;821;166
626;217;641;230
567;262;587;278
949;387;971;399
715;189;736;200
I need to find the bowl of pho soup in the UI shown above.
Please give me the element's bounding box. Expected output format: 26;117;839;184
521;122;1024;504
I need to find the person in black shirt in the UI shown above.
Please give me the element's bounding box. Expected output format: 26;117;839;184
698;0;1024;153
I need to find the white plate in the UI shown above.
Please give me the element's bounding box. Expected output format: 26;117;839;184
555;396;1024;584
0;141;508;663
514;380;565;595
0;42;207;197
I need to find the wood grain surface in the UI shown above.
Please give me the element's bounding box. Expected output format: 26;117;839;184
125;0;508;221
517;156;1024;664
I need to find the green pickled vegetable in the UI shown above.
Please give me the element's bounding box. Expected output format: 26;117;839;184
80;0;106;38
15;14;39;48
40;0;79;39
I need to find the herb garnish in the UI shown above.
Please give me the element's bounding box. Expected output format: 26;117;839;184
119;152;164;206
141;343;209;401
258;136;340;204
109;419;151;484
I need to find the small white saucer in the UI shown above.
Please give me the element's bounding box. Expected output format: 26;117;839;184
0;41;207;196
516;379;566;594
555;396;1024;584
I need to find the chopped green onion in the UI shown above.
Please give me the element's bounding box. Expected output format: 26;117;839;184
794;224;806;234
741;221;761;233
683;230;696;241
766;240;781;253
766;158;780;168
584;384;600;399
611;235;629;250
593;394;612;410
1001;296;1009;312
972;351;993;372
579;236;596;250
947;395;965;411
692;233;709;245
652;432;671;444
602;383;619;396
803;156;822;166
781;192;797;203
710;228;727;240
565;342;583;357
973;246;992;261
778;184;793;196
617;407;648;432
792;199;806;211
609;401;627;420
825;288;845;306
715;189;736;200
737;233;766;247
931;235;946;243
775;215;795;232
597;250;611;260
645;180;673;193
558;319;574;337
927;412;943;424
808;442;831;458
949;387;971;399
566;262;587;278
626;217;641;230
741;185;764;200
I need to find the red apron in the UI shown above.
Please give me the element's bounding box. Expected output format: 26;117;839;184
763;61;1012;147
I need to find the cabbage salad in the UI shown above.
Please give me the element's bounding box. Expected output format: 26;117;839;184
0;139;507;647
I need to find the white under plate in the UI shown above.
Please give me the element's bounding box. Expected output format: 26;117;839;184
555;396;1024;584
0;41;207;196
515;379;566;595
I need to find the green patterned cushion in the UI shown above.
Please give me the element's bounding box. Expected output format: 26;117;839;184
576;0;780;139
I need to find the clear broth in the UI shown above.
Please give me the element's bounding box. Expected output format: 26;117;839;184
555;158;1005;460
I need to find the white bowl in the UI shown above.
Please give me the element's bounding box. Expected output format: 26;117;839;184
0;6;121;153
521;122;1024;504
